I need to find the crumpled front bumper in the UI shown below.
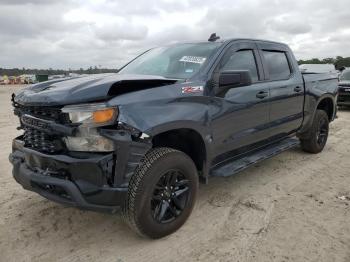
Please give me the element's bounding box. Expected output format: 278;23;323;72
9;138;128;213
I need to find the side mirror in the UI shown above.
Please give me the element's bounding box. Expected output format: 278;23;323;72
216;70;252;97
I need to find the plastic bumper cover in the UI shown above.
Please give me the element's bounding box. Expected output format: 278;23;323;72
9;139;127;213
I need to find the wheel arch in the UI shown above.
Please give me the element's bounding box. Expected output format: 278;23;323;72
316;95;335;121
298;94;335;139
151;128;208;177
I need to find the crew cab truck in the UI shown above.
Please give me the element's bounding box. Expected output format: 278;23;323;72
9;36;338;238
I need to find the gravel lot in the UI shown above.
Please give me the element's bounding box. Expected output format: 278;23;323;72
1;85;349;262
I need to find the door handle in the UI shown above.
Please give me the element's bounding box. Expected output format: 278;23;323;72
256;91;268;99
294;86;302;92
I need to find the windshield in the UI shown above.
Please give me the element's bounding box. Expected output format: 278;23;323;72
340;70;350;81
118;42;222;79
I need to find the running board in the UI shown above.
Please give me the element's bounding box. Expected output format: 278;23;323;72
210;138;299;177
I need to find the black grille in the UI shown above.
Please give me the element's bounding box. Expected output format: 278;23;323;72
338;86;350;101
23;127;65;153
14;105;69;123
338;97;350;103
13;104;69;154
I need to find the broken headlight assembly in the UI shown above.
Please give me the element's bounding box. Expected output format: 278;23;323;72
62;103;118;127
62;103;118;152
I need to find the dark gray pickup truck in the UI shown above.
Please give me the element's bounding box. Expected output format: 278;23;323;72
337;68;350;106
9;36;338;238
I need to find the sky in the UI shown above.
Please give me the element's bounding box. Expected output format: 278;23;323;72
0;0;349;69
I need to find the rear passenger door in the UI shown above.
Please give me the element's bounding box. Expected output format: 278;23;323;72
256;42;304;139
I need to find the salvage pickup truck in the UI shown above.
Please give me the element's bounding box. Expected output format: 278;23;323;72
9;36;338;238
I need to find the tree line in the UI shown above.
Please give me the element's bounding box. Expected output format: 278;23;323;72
0;66;119;76
2;56;350;76
298;56;350;69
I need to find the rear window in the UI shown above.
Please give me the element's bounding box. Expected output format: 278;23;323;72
263;51;291;80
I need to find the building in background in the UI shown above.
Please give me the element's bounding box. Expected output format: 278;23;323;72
36;74;49;82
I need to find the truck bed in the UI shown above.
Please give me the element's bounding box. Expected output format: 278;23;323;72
302;72;338;93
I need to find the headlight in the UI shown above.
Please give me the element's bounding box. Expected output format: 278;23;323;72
63;128;115;152
62;103;118;127
62;103;118;152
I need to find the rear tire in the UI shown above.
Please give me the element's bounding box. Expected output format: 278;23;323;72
300;110;329;153
122;147;198;238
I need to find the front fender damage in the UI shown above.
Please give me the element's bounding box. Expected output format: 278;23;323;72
100;128;152;188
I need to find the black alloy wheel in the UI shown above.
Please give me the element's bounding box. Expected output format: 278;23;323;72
300;109;329;153
316;117;328;147
151;170;190;224
123;147;198;238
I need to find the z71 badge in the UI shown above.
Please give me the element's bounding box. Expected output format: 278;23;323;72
181;86;203;94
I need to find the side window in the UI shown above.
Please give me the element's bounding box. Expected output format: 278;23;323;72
221;50;259;82
262;51;291;80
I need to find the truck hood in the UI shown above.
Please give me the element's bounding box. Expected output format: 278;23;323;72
14;73;178;106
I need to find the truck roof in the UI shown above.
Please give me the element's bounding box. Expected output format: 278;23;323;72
170;38;289;48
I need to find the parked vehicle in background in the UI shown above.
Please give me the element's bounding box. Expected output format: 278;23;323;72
299;64;338;74
337;69;350;107
9;36;338;238
20;75;36;84
2;75;9;85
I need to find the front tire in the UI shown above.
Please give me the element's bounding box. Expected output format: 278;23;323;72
300;109;329;153
123;147;198;238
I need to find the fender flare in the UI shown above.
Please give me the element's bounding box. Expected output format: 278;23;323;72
314;94;336;120
298;93;336;139
145;121;212;183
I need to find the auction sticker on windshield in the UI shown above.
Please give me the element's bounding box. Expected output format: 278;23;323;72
180;56;206;64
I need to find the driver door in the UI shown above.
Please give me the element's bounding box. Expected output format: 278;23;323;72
210;41;271;160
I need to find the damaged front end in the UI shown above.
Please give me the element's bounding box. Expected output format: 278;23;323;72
9;95;151;213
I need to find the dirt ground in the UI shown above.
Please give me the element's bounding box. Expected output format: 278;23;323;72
0;85;349;262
